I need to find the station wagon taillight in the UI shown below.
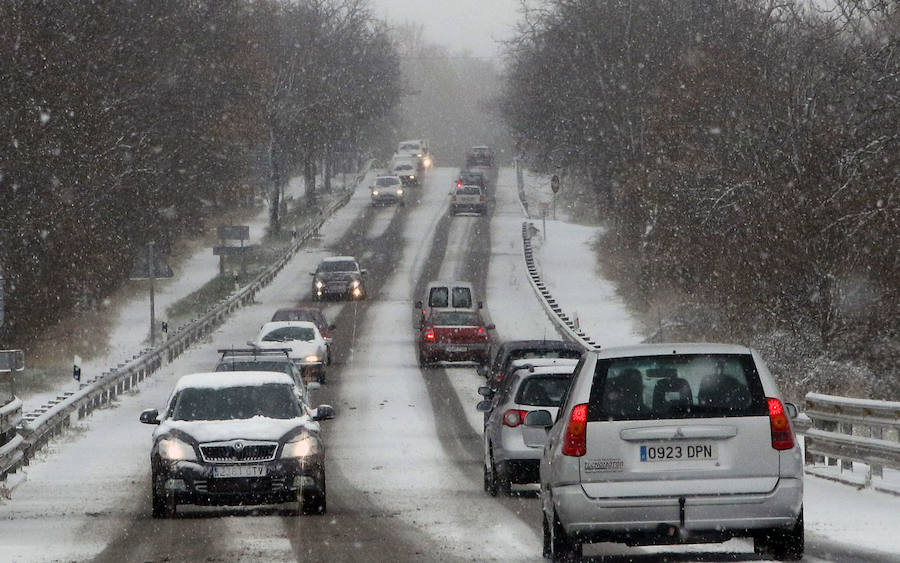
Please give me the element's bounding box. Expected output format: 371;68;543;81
561;403;588;457
767;397;795;450
425;329;435;341
502;409;528;428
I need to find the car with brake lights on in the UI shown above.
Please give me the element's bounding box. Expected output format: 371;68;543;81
417;309;494;367
525;343;804;561
251;321;328;383
449;184;487;216
477;362;579;496
310;256;366;301
370;174;405;206
139;371;336;518
456;169;487;190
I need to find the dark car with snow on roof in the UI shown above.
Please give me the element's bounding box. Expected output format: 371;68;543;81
139;371;335;518
310;256;367;301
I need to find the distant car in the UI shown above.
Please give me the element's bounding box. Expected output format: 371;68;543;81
415;280;481;326
527;343;804;561
271;308;335;364
479;339;585;392
477;363;579;495
370;175;405;206
391;156;420;186
139;371;336;518
252;321;328;383
310;256;366;301
466;145;494;167
397;139;432;169
450;184;487;216
418;309;495;367
456;169;487;190
214;347;308;392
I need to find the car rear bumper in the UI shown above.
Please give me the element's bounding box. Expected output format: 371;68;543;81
551;476;802;541
451;203;486;214
421;342;489;362
157;458;323;507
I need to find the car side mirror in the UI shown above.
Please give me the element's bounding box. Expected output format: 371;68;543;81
476;400;492;412
139;408;160;425
246;340;256;347
524;409;553;428
313;404;336;421
361;269;368;275
784;402;799;420
485;324;496;330
478;301;483;309
477;386;493;398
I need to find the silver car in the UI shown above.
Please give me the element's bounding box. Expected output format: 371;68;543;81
477;362;578;495
527;343;803;561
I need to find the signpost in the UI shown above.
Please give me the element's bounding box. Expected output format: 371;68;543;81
129;242;173;347
214;225;253;276
550;174;560;220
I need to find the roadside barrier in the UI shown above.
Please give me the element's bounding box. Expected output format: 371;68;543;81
1;172;364;482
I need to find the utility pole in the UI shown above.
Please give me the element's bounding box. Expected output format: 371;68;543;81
149;241;156;346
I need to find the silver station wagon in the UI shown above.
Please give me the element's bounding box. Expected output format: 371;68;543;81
527;343;804;561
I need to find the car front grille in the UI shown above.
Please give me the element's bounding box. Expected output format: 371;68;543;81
199;440;278;463
195;477;289;494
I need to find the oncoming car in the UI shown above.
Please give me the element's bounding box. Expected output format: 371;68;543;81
310;256;367;301
370;175;405;206
139;371;336;518
251;321;328;383
527;343;803;561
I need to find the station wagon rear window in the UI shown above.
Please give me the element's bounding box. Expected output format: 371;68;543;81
587;354;767;421
515;376;571;407
431;311;480;326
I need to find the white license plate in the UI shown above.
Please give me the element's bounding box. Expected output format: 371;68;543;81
212;464;267;478
445;346;467;352
640;443;717;462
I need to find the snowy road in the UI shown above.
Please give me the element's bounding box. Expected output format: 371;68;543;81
0;167;897;562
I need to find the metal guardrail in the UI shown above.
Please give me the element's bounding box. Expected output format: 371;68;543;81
797;392;900;486
1;178;362;481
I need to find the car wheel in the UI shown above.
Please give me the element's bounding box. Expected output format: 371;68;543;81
755;510;804;561
549;509;581;561
151;473;176;518
300;473;327;515
317;368;326;384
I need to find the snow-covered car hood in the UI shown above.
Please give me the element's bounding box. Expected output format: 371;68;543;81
159;415;316;444
255;339;322;358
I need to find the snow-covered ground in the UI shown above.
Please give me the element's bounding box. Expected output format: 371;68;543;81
1;165;898;561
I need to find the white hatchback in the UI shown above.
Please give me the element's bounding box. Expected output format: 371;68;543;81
527;343;804;561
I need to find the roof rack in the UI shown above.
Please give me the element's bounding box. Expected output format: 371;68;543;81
217;348;292;358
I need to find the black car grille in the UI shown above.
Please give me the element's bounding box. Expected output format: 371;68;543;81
196;477;288;494
199;441;278;463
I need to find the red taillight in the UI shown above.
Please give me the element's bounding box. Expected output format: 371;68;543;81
425;329;435;341
456;180;462;187
767;397;795;450
502;409;528;427
477;326;485;334
480;195;486;202
561;403;588;457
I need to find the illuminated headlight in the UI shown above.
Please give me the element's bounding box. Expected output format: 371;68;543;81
315;279;324;289
423;157;432;168
158;437;196;461
352;287;362;297
281;435;318;459
372;189;379;196
350;279;361;288
396;188;404;195
415;153;423;158
304;354;320;363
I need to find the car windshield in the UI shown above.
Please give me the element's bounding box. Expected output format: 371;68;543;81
515;376;571;407
456;186;482;195
394;164;413;171
376;177;400;187
587;354;768;421
399;143;420;152
170;383;300;421
262;327;315;342
432;311;480;326
318;260;357;273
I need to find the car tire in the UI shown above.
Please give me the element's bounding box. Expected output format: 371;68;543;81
317;368;326;384
151;473;176;518
300;473;327;515
755;510;804;561
549;509;581;561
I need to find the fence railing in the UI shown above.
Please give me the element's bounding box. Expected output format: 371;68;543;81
1;178;362;482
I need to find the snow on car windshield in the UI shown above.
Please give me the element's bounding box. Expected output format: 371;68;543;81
262;326;314;342
318;260;357;272
170;383;300;421
376;177;401;187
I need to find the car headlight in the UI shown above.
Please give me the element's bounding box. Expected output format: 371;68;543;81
158;437;196;461
350;279;361;288
372;189;379;195
396;188;404;195
281;435;318;459
304;354;320;363
423;157;432;167
315;279;324;289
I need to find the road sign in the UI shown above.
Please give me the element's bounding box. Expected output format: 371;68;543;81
217;225;250;241
0;350;25;373
550;175;560;194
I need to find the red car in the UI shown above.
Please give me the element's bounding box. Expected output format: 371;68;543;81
418;310;495;367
